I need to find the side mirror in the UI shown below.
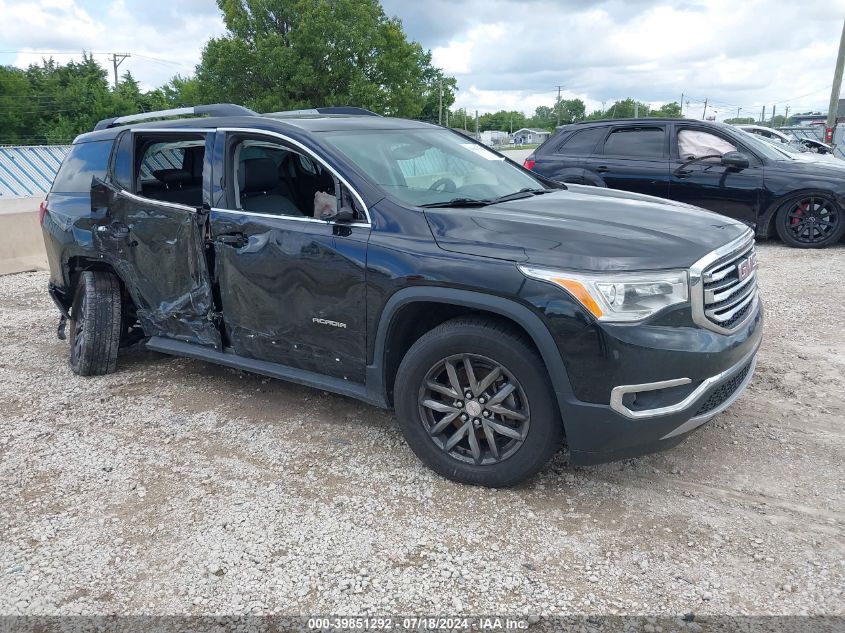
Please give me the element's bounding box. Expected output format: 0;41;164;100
325;205;354;223
721;151;749;169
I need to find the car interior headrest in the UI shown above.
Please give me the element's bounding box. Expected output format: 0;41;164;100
239;158;279;193
153;169;193;188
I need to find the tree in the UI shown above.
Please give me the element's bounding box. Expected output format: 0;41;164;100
650;101;681;118
478;110;527;133
724;117;755;124
195;0;455;118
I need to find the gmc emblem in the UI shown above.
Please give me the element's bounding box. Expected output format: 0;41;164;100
737;253;757;281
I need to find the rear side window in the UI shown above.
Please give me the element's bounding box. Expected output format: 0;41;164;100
555;127;605;155
601;127;665;158
51;140;111;193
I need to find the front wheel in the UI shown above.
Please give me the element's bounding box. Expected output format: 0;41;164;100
394;318;563;487
774;194;845;248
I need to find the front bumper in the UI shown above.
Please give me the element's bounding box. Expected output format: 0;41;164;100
558;300;763;466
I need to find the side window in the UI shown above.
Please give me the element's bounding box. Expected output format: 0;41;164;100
677;129;737;161
51;140;111;193
555;127;605;155
229;138;358;220
111;132;133;191
134;134;206;207
601;127;665;158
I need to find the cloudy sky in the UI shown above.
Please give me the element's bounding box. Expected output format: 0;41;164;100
2;0;844;120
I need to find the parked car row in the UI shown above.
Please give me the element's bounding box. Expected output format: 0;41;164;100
525;118;845;248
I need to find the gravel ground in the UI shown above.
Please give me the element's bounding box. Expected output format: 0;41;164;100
0;241;843;620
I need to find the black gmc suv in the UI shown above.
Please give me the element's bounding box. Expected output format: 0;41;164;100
525;118;845;248
41;104;763;487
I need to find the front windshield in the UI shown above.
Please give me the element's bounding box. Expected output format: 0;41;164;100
319;128;545;206
736;130;795;161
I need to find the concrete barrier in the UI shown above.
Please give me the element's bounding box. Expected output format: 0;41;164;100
0;196;48;275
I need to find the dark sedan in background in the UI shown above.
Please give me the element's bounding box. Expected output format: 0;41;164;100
525;119;845;248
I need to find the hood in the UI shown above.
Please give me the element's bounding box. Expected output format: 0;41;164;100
423;185;750;271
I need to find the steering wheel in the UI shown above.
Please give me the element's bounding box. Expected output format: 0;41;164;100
429;178;457;193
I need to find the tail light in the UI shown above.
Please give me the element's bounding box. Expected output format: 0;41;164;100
825;127;834;144
523;157;536;171
38;200;48;225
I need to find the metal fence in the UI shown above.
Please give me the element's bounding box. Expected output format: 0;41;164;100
0;145;70;198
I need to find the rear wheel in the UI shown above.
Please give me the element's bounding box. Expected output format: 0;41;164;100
69;271;122;376
775;194;845;248
394;318;562;487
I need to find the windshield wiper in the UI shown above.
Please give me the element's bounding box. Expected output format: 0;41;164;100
420;198;490;208
487;188;551;204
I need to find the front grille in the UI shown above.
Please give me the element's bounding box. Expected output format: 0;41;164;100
700;240;758;331
694;360;753;416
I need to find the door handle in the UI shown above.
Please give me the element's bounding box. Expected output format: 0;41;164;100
595;166;609;173
675;169;692;178
215;233;248;248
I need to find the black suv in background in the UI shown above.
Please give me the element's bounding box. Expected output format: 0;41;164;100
525;119;845;248
42;105;762;487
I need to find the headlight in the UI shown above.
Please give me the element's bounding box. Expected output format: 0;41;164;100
519;266;689;322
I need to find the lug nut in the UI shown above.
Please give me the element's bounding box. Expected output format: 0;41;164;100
460;413;469;421
465;391;473;399
478;397;486;404
473;418;481;426
454;400;463;408
482;410;491;418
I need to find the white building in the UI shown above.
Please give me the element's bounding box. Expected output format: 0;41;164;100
480;130;509;146
511;128;551;145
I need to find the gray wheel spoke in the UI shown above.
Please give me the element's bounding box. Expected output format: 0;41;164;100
422;399;458;414
444;422;469;451
445;360;463;395
488;404;527;421
487;382;516;406
462;356;478;395
481;420;499;460
476;367;501;395
426;380;459;399
430;411;460;435
467;426;482;463
487;420;524;440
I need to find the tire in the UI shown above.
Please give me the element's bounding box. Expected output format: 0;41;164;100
69;271;122;376
394;317;563;487
774;193;845;248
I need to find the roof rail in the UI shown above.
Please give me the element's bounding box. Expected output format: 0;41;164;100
93;103;257;131
264;106;382;118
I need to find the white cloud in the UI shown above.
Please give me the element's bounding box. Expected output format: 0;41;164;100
1;0;224;89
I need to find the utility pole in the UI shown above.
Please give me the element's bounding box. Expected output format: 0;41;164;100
634;102;639;118
761;105;766;124
825;18;845;140
680;92;684;116
475;110;479;138
438;80;443;126
771;104;777;126
783;105;790;125
555;85;564;127
463;108;467;131
701;98;708;120
736;106;742;120
109;53;131;89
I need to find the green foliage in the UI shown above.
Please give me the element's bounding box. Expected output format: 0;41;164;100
192;0;454;118
724;117;756;124
0;1;456;145
0;53;135;145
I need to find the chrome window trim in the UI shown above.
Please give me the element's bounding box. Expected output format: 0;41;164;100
209;206;370;228
689;228;757;334
119;189;198;213
217;127;372;226
609;339;760;420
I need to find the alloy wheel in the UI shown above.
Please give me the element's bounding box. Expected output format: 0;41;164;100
418;353;530;465
72;293;86;362
785;196;840;245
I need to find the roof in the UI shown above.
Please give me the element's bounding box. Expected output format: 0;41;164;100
513;128;550;135
0;145;70;198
